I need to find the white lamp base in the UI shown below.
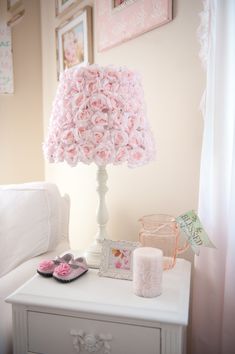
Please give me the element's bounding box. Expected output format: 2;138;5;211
85;166;109;269
85;240;103;269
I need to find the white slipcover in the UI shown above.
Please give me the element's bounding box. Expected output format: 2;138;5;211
0;182;70;354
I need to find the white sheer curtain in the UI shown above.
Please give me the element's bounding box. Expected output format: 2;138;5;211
192;1;235;354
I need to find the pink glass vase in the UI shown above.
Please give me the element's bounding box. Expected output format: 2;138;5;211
139;214;189;270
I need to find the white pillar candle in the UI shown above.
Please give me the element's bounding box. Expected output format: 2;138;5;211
133;247;163;298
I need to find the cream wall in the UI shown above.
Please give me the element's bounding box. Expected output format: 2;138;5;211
0;0;44;184
41;0;204;251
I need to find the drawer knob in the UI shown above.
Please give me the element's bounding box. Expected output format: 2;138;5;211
70;329;112;353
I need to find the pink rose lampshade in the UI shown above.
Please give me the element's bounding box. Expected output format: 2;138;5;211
43;64;155;268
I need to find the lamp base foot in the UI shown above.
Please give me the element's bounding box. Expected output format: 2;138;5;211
85;240;103;269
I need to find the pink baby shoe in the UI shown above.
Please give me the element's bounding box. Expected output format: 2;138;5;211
53;257;88;283
37;253;74;277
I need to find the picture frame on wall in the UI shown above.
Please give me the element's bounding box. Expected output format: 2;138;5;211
7;0;22;12
55;0;78;17
96;0;172;52
56;7;93;79
98;240;141;280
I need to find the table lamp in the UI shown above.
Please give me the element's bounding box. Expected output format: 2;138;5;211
43;64;155;268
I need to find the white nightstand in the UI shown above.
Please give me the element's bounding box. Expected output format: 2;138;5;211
6;259;191;354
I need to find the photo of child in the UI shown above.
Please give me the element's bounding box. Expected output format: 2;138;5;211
56;7;92;78
62;23;84;69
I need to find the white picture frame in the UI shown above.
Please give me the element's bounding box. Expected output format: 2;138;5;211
98;239;141;280
56;7;93;79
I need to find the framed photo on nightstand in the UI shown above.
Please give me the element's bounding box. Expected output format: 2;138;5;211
99;239;141;280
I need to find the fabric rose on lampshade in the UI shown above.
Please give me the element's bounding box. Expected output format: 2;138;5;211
43;64;155;168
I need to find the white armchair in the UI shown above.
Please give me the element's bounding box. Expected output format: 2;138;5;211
0;182;70;354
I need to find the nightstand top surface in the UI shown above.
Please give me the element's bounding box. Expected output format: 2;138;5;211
6;258;191;326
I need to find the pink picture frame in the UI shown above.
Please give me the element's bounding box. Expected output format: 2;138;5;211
96;0;172;52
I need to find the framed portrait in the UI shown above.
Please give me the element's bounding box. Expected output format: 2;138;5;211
96;0;172;52
99;240;141;280
56;7;93;79
55;0;81;17
7;0;22;12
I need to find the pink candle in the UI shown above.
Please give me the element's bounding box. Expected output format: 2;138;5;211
133;247;163;298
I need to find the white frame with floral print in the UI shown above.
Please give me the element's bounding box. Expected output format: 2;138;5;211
98;239;141;280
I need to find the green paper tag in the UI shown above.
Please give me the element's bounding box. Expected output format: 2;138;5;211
176;210;215;255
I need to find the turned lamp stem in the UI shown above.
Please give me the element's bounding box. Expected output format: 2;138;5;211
85;165;109;268
96;166;109;242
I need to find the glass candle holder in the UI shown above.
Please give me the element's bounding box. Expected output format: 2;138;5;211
139;214;189;270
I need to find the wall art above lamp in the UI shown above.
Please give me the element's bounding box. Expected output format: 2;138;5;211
43;64;155;268
96;0;172;52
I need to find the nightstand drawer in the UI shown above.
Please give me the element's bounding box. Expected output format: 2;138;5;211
28;311;161;354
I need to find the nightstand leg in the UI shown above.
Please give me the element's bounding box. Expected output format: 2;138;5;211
12;305;28;354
